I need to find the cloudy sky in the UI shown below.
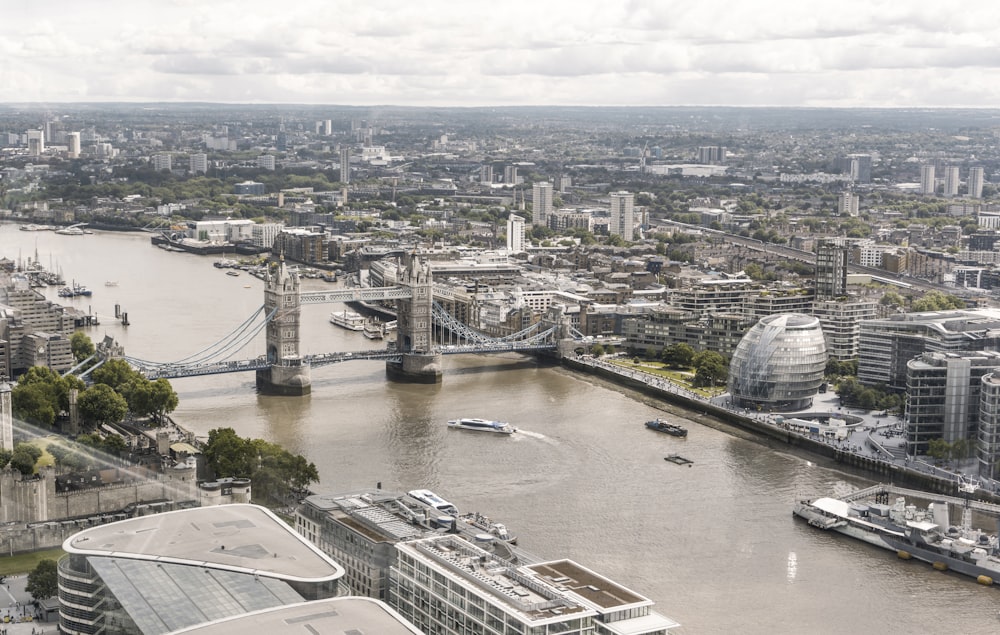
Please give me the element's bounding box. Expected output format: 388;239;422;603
4;0;999;107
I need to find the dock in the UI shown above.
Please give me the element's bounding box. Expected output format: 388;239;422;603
664;454;693;466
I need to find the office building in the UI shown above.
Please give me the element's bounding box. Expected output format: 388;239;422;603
814;238;850;299
728;313;828;411
340;147;350;184
943;166;960;197
839;191;859;216
507;214;526;253
978;373;1000;481
904;351;1000;456
532;182;553;227
969;166;985;199
857;309;1000;391
58;504;345;635
257;154;276;170
609;191;635;240
920;164;936;195
189;153;208;174
67;131;80;159
152;153;172;172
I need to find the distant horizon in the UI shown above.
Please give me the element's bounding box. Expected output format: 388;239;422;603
4;102;1000;111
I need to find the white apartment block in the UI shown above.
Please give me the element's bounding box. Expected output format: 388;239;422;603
152;153;172;171
920;164;936;195
506;214;526;253
609;191;635;240
253;223;285;249
943;166;960;197
532;182;552;227
189;153;208;174
257;154;276;170
839;191;859;216
969;166;985;199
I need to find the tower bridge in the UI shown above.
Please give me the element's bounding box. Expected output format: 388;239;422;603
109;254;583;396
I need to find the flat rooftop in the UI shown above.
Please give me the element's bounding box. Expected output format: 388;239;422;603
526;560;647;609
65;504;344;582
168;597;422;634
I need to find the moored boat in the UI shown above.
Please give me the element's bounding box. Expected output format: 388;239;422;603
460;512;518;544
447;418;516;435
363;320;384;340
645;418;688;437
329;309;366;331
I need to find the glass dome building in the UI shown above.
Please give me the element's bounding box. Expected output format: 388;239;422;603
728;313;827;412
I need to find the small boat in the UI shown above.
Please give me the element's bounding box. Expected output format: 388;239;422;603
447;418;516;434
226;270;240;277
363;320;384;340
645;418;688;437
55;226;85;236
330;309;366;331
665;454;694;466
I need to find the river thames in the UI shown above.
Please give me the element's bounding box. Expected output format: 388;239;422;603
2;225;998;634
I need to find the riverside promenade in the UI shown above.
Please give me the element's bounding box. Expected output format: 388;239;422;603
565;353;998;501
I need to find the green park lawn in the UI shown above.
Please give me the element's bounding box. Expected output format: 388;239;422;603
0;548;65;577
609;358;726;399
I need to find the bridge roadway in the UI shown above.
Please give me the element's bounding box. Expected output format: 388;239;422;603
299;286;412;304
136;342;558;380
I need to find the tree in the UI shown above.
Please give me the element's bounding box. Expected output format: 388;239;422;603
70;331;96;363
10;443;42;476
203;428;319;505
77;384;129;429
91;358;141;391
26;559;58;600
11;383;57;427
910;291;965;312
692;351;728;387
147;378;179;422
662;343;695;368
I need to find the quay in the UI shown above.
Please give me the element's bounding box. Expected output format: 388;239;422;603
563;354;999;502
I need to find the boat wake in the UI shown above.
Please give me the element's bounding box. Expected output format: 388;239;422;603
512;429;549;441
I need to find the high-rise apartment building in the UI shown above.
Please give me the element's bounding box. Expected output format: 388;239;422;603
152;153;172;171
943;166;960;197
257;154;276;170
838;191;859;216
920;164;936;195
340;147;350;184
503;165;518;185
531;182;552;227
26;129;44;156
323;119;333;135
814;238;850;299
969;166;985;199
480;164;493;184
507;214;525;253
189;153;208;174
609;191;635;240
66;131;80;159
697;146;727;164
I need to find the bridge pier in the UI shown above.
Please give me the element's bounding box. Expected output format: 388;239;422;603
256;361;311;396
386;352;442;384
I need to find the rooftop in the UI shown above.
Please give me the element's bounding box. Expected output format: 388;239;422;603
65;504;344;583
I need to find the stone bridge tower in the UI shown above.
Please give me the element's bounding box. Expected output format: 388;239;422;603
256;258;311;395
388;254;442;383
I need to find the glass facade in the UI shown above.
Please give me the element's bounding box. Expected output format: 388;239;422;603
728;313;827;411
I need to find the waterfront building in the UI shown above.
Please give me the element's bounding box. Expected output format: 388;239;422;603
857;309;1000;391
58;504;345;635
943;165;960;197
67;131;80;158
295;490;679;634
920;164;936;195
815;238;850;299
532;181;553;227
252;222;284;250
969;167;985;199
728;313;827;412
978;373;1000;481
151;153;172;172
609;191;635;240
623;307;751;359
904;351;1000;456
257;154;276;171
507;214;526;253
189;152;208;174
274;228;328;264
812;297;878;361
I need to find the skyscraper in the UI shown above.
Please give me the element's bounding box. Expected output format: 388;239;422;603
26;129;44;156
189;153;208;174
609;191;635;240
152;153;172;171
815;238;850;299
838;191;859;216
969;166;985;199
507;214;525;253
920;164;936;195
66;132;80;159
943;166;960;197
340;147;350;184
531;181;552;227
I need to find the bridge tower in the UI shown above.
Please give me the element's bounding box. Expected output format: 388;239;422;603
256;258;311;395
388;254;442;383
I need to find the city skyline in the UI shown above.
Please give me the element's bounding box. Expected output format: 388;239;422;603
5;1;1000;108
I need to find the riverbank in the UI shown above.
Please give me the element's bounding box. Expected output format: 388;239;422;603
563;354;998;501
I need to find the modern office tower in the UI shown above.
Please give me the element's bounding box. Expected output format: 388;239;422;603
812;297;878;361
480;164;493;184
189;153;208;174
507;214;525;253
904;350;1000;457
920;164;936;195
609;190;635;240
26;129;44;156
323;119;332;135
857;308;1000;391
504;165;518;185
978;373;1000;480
151;153;172;171
814;238;850;299
969;166;985;199
58;505;346;635
531;181;553;227
838;191;859;216
943;166;960;197
66;131;80;158
257;154;276;170
340;147;350;183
